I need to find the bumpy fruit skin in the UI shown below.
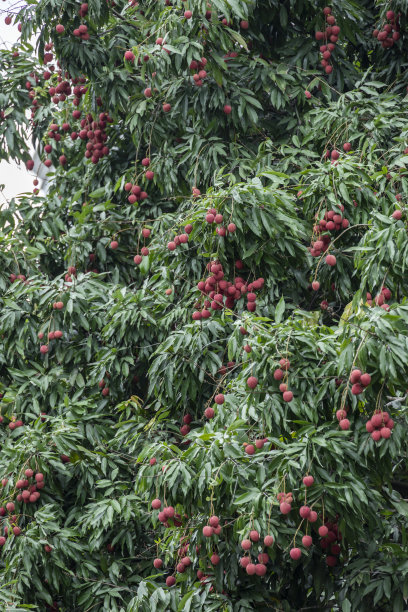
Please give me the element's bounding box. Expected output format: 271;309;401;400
255;563;267;576
210;553;220;565
124;50;135;62
280;502;291;515
350;369;361;384
302;535;313;547
204;407;215;419
392;210;402;220
153;558;163;569
283;390;293;402
223;104;232;114
264;535;274;546
245;444;255;455
380;427;391;439
166;576;176;587
203;525;213;537
339;418;350;430
360;373;371;387
290;547;301;560
351;383;363;395
366;420;374;433
325;254;336;266
319;525;329;537
241;538;251;550
303;475;314;487
151;498;161;509
209;515;219;527
247;376;258;389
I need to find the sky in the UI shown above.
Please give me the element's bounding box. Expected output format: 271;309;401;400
0;2;40;203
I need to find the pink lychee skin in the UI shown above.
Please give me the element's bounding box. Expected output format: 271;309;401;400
290;547;301;560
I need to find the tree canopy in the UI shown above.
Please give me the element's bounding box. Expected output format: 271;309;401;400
0;0;408;610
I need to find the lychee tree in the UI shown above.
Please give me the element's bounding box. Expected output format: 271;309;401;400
0;0;408;610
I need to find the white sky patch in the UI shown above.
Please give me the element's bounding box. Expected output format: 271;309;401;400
0;1;42;203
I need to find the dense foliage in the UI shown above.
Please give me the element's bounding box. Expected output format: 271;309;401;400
0;0;408;610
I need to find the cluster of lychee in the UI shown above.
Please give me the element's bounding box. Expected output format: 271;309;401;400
335;406;351;430
0;500;22;543
46;70;90;109
73;111;112;165
369;285;391;311
205;207;236;237
309;206;349;269
240;530;274;576
365;409;394;441
151;499;183;528
47;76;74;105
314;206;349;236
39;109;111;168
1;470;45;513
166;224;192;252
0;416;24;430
273;359;294;402
349;368;371;396
180;413;192;435
133;227;152;265
277;491;294;514
315;7;340;75
123;181;148;204
325;145;352;161
193;261;264;320
16;470;45;505
64;265;77;283
373;10;400;48
319;518;342;567
38;329;63;354
243;437;269;455
189;57;208;87
98;374;110;397
9;273;28;284
202;515;223;538
154;534;203;587
55;3;89;38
